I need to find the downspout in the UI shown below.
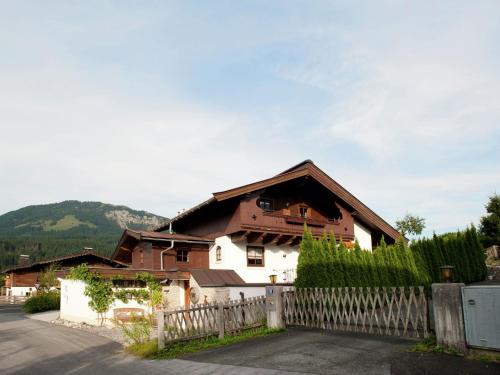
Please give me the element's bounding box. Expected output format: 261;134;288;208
160;220;174;271
160;240;174;271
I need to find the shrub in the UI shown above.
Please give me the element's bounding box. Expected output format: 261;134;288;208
115;315;152;345
23;291;60;314
296;227;429;288
410;226;487;284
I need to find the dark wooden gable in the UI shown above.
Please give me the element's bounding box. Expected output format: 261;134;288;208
154;160;400;246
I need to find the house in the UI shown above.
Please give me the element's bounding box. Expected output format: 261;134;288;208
2;251;126;296
111;160;400;308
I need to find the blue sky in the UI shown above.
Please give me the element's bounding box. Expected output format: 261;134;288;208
0;1;499;237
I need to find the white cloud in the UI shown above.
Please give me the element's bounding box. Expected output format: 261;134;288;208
0;1;499;238
275;2;500;160
0;62;298;217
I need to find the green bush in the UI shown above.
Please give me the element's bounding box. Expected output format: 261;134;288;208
295;225;430;288
23;291;60;314
410;226;487;284
115;315;152;345
296;224;488;288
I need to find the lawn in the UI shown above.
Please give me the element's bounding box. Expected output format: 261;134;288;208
127;327;286;360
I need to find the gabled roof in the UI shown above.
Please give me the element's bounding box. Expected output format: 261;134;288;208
123;229;212;242
110;229;213;262
155;160;400;241
2;250;124;273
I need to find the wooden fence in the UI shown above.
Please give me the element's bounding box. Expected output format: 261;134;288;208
157;296;266;348
0;296;28;305
283;287;428;338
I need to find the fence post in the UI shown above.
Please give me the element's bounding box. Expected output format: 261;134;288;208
157;309;165;350
217;301;225;339
431;283;467;354
266;286;284;329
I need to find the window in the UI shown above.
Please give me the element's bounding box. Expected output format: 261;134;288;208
258;198;274;212
139;249;144;265
176;249;189;263
247;246;264;266
215;246;222;262
299;206;309;218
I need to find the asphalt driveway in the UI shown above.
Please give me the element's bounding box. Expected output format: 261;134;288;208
1;304;499;375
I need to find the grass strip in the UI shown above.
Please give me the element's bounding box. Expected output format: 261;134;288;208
127;326;286;360
409;336;500;363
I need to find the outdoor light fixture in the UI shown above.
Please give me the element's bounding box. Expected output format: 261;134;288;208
440;265;454;283
269;274;277;285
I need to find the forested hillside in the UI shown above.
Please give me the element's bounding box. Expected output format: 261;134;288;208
0;201;166;270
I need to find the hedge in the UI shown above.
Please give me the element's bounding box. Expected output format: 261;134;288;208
295;226;430;288
410;226;487;284
295;225;488;288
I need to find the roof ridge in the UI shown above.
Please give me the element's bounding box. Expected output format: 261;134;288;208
276;159;314;176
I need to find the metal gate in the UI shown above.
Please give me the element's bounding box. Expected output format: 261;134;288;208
462;285;500;350
283;287;428;338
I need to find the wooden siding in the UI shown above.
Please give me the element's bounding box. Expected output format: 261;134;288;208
6;256;117;287
173;176;360;243
130;241;209;271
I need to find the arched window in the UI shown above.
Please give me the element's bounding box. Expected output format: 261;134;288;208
215;246;222;262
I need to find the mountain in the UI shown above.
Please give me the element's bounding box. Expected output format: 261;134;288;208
0;200;166;270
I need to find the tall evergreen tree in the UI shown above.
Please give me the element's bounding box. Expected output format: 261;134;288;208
295;225;314;287
479;194;500;247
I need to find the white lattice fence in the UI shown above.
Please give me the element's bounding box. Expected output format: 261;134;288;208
283;287;428;338
158;296;266;346
224;296;266;333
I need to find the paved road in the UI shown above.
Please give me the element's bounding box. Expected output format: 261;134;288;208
1;304;499;375
0;304;288;375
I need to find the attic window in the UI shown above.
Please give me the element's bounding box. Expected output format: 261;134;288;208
299;206;309;218
215;246;222;262
258;198;273;212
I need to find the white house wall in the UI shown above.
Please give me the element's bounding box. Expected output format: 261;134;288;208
354;221;372;251
60;279;152;327
209;235;299;284
8;286;35;297
228;286;265;300
187;276;265;305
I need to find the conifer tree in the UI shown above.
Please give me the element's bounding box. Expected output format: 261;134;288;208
296;225;314;287
373;243;390;286
395;236;412;285
353;240;367;286
338;239;351;286
328;233;344;287
470;225;487;280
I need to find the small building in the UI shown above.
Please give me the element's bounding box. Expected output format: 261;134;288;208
2;251;125;296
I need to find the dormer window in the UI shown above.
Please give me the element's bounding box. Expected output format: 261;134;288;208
299;206;309;218
258;198;274;212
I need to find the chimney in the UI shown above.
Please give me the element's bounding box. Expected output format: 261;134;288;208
18;254;30;266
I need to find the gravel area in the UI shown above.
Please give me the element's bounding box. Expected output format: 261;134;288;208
52;318;157;345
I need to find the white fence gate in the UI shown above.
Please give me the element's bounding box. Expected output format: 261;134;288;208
283;287;428;338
